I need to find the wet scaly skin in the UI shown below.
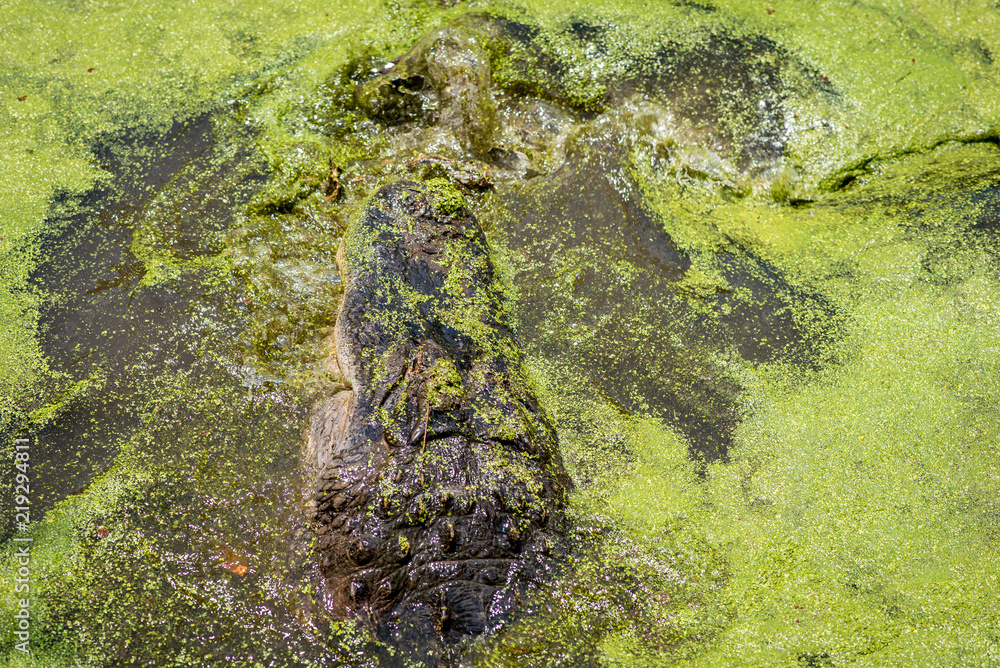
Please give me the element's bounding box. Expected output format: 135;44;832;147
309;179;570;643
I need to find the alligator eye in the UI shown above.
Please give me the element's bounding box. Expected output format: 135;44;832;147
391;75;425;92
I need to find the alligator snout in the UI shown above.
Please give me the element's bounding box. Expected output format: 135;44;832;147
309;179;569;641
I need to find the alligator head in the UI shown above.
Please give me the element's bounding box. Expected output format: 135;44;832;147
308;178;570;642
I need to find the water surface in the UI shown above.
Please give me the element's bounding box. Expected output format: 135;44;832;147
2;1;999;666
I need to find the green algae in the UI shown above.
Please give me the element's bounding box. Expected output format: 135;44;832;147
427;358;464;409
0;139;97;433
5;0;1000;665
0;371;381;667
424;176;467;216
666;144;1000;665
0;0;448;432
691;280;1000;665
492;0;1000;194
471;141;1000;665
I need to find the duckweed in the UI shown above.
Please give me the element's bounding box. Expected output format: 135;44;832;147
4;0;1000;665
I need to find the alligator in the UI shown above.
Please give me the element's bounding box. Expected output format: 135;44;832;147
308;178;570;642
303;11;841;645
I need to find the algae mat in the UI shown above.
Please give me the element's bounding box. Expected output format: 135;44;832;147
1;0;1000;665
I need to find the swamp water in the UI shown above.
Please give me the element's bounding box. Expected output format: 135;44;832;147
2;0;999;665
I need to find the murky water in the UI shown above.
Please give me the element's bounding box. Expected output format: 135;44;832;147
20;117;258;521
3;1;1000;666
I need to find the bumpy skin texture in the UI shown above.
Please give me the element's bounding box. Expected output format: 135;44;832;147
310;179;569;642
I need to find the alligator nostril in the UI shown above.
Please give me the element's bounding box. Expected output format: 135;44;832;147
349;536;375;565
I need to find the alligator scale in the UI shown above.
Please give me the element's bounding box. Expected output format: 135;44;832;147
308;179;569;641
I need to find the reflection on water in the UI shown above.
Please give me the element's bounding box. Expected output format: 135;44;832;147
502;133;834;463
16;116;366;664
25;116;266;524
2;1;1000;666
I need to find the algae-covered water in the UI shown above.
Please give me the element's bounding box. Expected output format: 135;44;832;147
2;0;1000;665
